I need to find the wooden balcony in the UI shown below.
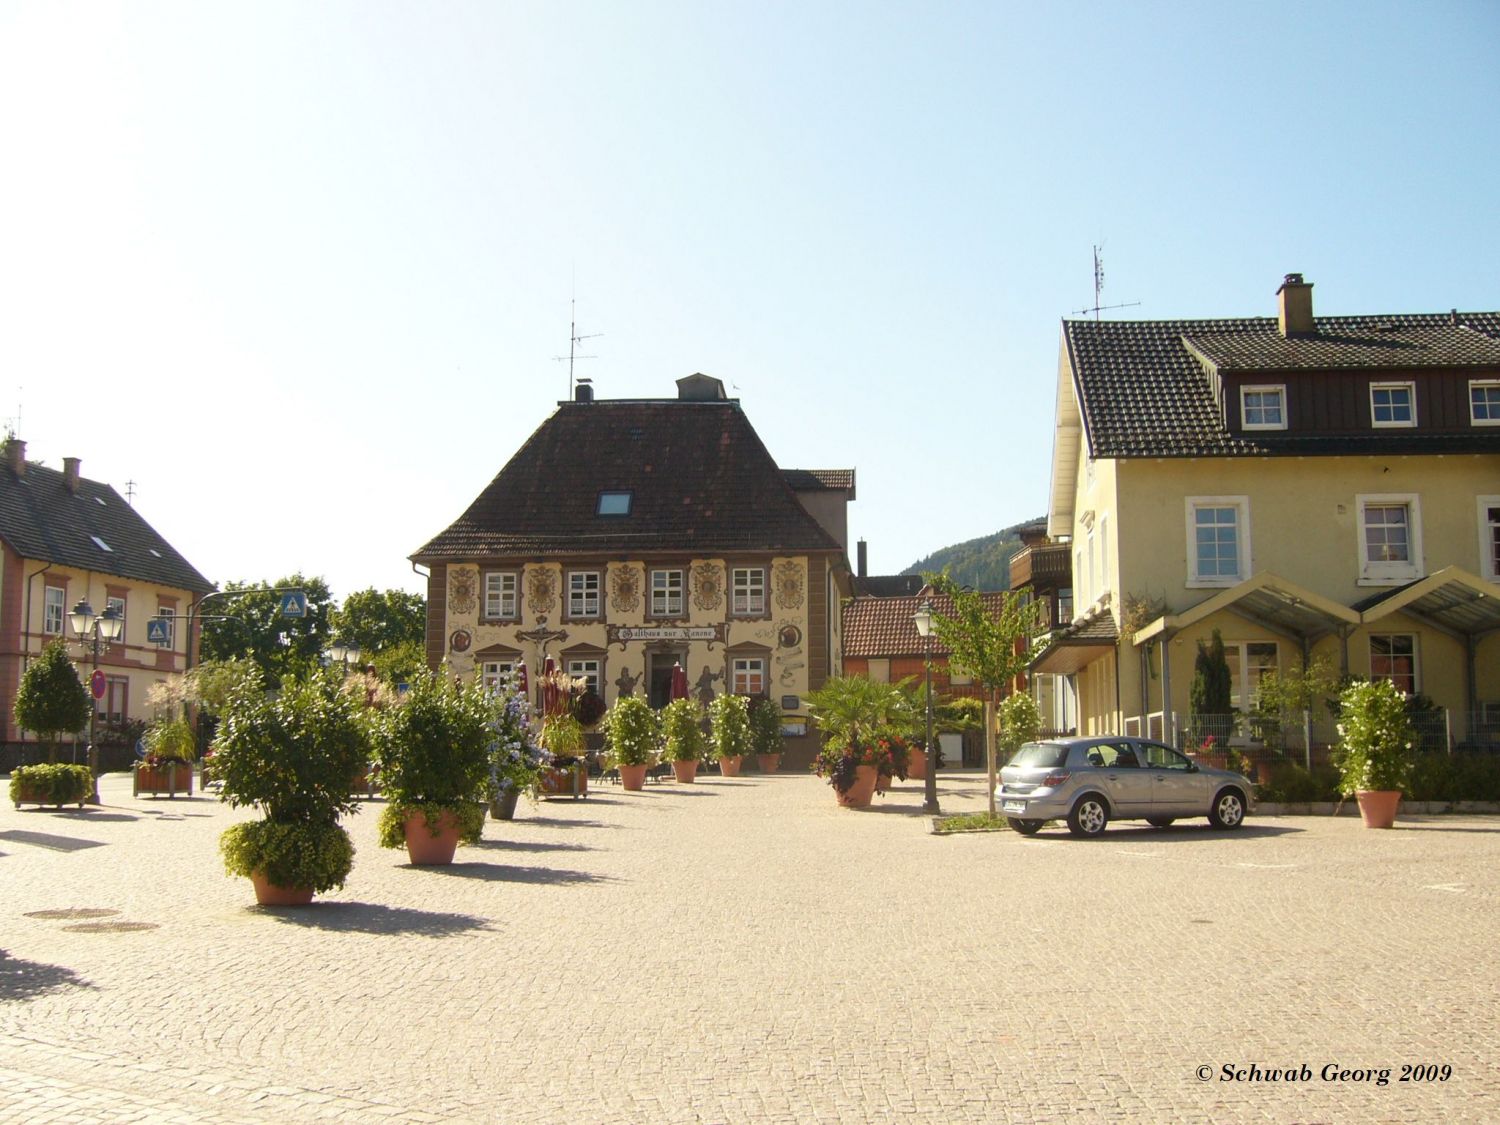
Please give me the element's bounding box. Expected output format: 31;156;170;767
1009;543;1071;591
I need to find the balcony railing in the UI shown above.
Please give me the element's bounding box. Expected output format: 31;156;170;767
1009;543;1071;590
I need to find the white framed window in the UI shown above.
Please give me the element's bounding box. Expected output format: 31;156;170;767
1357;494;1423;585
106;595;126;638
1074;549;1085;605
1370;381;1416;428
1480;497;1500;582
649;568;684;617
1099;515;1109;591
1472;381;1500;425
597;491;632;516
731;567;766;616
1225;641;1278;714
154;607;175;647
865;658;890;684
1369;634;1418;695
1241;385;1287;430
43;587;65;635
1186;497;1250;587
567;658;601;697
567;571;601;619
481;660;517;691
732;657;766;696
483;571;518;619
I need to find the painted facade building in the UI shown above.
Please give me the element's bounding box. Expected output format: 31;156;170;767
1033;275;1500;750
0;439;213;762
411;375;855;767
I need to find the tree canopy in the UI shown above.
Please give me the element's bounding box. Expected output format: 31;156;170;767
199;574;334;686
329;587;425;654
15;640;92;762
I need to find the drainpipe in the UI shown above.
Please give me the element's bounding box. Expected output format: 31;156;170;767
1160;630;1175;747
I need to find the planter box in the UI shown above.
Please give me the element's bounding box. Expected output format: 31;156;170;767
538;765;587;799
133;762;194;798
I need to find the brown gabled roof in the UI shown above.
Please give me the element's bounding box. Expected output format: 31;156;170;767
0;455;213;593
1064;311;1500;458
842;591;1009;658
414;399;847;560
783;468;856;497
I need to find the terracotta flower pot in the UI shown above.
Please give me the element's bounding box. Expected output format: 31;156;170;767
620;763;649;790
874;772;891;793
672;759;699;783
250;872;314;907
490;790;521;820
403;809;462;865
1355;789;1402;829
719;755;743;777
756;753;782;774
836;765;878;808
906;750;927;781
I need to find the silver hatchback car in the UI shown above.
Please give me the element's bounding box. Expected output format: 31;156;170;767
996;736;1254;837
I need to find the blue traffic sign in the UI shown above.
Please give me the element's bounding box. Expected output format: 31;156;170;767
280;591;308;618
146;618;172;645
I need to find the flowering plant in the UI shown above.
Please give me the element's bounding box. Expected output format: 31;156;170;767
1335;679;1414;796
486;679;551;799
873;736;910;782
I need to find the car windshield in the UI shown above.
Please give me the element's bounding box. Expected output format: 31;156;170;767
1007;742;1070;769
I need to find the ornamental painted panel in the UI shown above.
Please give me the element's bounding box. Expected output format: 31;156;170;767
773;560;804;610
691;562;724;611
527;567;557;617
449;566;477;616
610;565;642;614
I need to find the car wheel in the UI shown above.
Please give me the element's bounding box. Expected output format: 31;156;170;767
1208;788;1247;830
1146;817;1175;828
1008;818;1044;836
1067;795;1109;838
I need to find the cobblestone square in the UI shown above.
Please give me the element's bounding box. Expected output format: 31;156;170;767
2;770;1497;1122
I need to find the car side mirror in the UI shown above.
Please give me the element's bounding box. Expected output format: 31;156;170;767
1186;762;1199;773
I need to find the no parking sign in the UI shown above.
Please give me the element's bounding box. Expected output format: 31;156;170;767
90;669;107;699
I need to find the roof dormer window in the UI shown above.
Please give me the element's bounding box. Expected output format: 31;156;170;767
597;491;632;516
1370;382;1416;428
1241;385;1286;430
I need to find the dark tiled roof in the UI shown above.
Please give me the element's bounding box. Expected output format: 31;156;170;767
414;400;847;560
843;591;1009;658
852;574;925;598
0;460;213;593
1065;311;1500;458
783;468;856;493
1053;609;1120;644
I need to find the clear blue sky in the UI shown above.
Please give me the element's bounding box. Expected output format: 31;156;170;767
3;1;1496;601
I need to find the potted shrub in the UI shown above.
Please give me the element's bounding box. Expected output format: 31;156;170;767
373;672;493;864
603;694;659;790
10;762;93;809
660;697;706;782
1335;679;1415;829
748;696;783;773
872;735;911;793
708;693;752;777
13;639;92;797
806;675;914;807
135;715;197;797
213;669;369;905
487;685;548;819
537;712;588;797
813;741;880;807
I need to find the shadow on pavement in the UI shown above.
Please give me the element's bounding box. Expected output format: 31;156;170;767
524;817;620;830
419;862;621;886
1027;823;1305;843
473;838;594;854
53;811;141;823
0;829;108;852
257;901;496;936
0;949;97;1000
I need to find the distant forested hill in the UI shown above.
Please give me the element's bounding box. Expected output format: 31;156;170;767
901;518;1044;591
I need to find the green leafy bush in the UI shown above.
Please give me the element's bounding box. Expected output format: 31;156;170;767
603;694;660;766
9;763;93;806
220;820;354;893
371;671;492;849
1408;752;1500;803
748;696;783;757
13;640;91;762
1257;762;1340;803
143;716;198;764
660;698;706;763
707;694;752;762
376;800;487;849
1335;680;1415;796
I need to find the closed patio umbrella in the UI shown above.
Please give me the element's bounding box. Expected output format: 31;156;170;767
542;656;559;716
670;662;689;702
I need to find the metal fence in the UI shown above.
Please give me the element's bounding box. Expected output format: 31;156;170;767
1129;709;1500;759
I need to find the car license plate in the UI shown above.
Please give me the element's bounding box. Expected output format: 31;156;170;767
1002;801;1026;814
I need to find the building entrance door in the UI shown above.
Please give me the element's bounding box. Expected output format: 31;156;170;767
648;650;688;709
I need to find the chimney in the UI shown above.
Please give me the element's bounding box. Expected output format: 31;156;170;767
857;539;868;578
3;437;24;477
63;457;81;494
1277;273;1315;337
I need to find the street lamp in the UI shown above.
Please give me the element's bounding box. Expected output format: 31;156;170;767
912;597;939;815
328;641;362;670
69;599;125;803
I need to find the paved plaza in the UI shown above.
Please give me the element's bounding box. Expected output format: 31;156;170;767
2;768;1498;1123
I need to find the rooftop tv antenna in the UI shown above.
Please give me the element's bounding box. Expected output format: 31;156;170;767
1072;244;1140;320
554;297;602;399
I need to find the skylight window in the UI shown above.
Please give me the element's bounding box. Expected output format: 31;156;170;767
95;496;107;506
91;535;113;552
597;491;632;516
149;548;162;558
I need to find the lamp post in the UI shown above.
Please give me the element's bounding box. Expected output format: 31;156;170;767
912;598;939;815
69;599;125;804
328;640;362;672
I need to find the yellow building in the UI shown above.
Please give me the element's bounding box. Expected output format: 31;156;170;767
1032;275;1500;752
410;375;854;768
0;439;214;765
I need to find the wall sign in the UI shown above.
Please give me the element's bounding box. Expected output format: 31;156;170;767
780;694;800;711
